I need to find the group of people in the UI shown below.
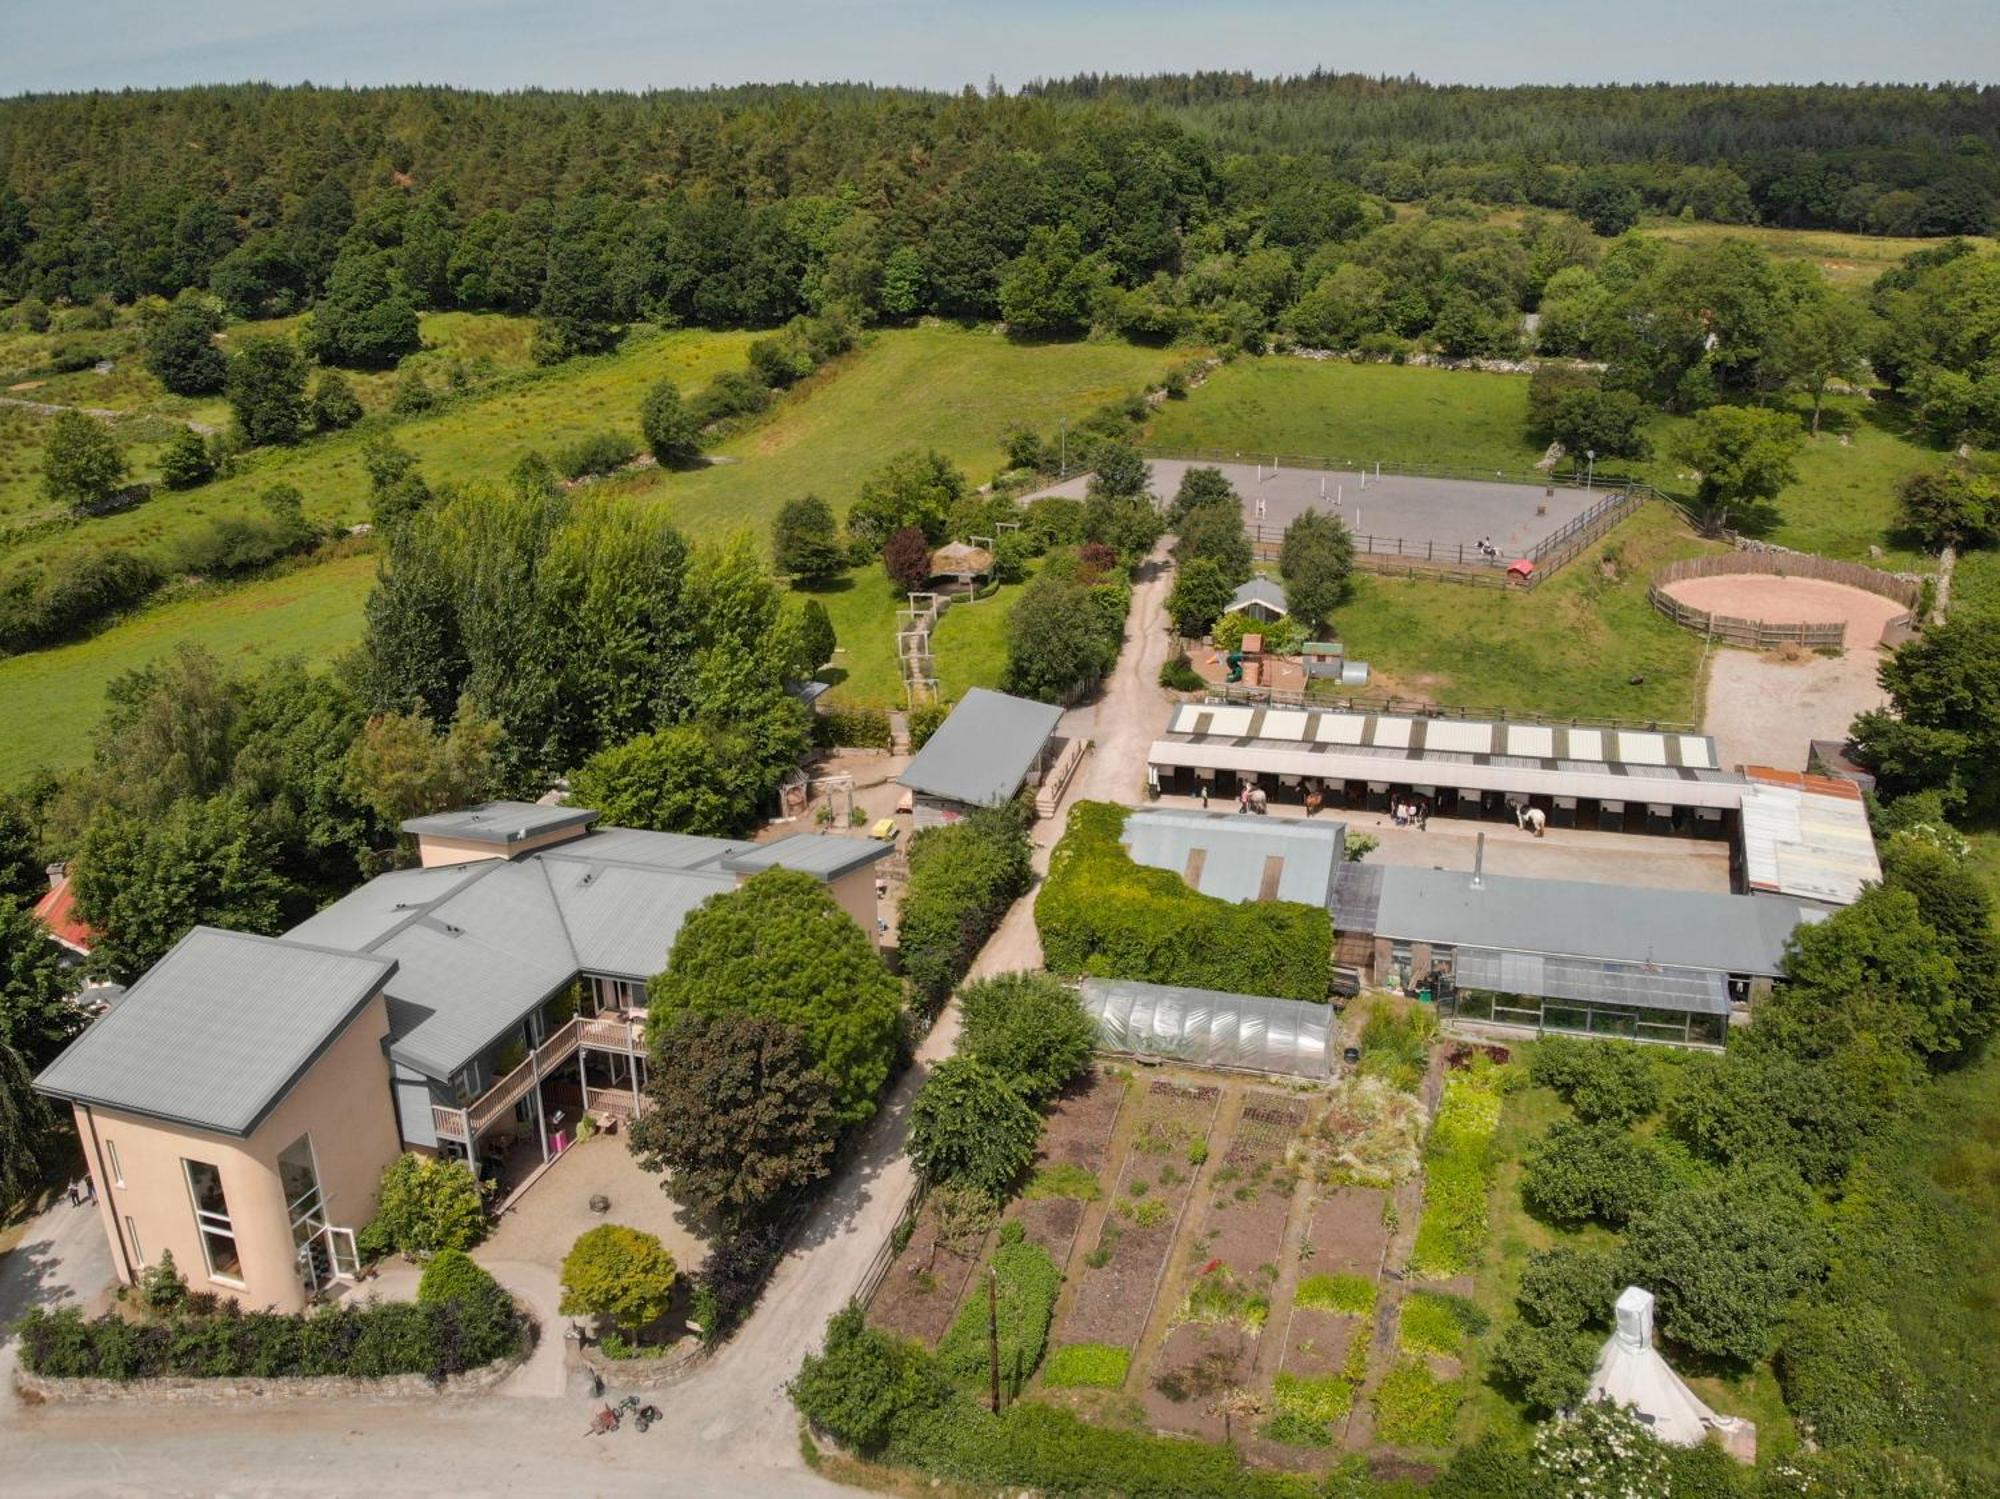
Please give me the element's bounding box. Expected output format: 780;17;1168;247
65;1178;96;1209
1392;797;1431;829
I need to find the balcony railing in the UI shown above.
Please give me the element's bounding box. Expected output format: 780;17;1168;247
429;1010;646;1145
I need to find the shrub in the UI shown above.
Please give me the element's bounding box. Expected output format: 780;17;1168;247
907;1058;1040;1198
139;1249;188;1313
1294;1272;1376;1318
816;705;891;749
898;806;1033;1013
1776;1302;1925;1447
558;1224;678;1339
169;508;317;579
883;525;933;593
1158;651;1204;691
416;1248;499;1308
957;972;1096;1102
1023;1163;1101;1201
688;368;772;428
790;1302;947;1455
1489;1320;1599;1415
689;1220;787;1346
1041;1342;1130;1389
934;1240;1061;1396
554;430;637;480
356;1154;487;1259
1037;801;1332;1001
159;427;217;489
1398;1291;1488;1356
907;699;950;751
639;377;700;466
1409;1063;1505;1277
1528;1036;1661;1125
1357;1000;1437;1092
1521;1119;1663;1228
1516;1245;1620;1333
1179;1264;1271;1332
1371;1358;1461;1446
1532;1398;1672;1495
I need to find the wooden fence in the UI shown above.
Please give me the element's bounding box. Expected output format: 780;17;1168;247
1647;553;1922;650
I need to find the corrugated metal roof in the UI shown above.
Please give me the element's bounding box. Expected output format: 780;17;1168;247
285;863;486;950
721;833;895;880
1738;773;1880;907
899;688;1063;808
544;860;731;981
1120;808;1345;907
35;929;394;1136
401;800;598;845
548;827;746;872
1373;866;1801;976
1228;576;1288;614
1332;862;1384;933
1453;947;1732;1015
1079;978;1331;1078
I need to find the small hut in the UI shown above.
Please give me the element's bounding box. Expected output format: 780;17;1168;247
929;541;995;587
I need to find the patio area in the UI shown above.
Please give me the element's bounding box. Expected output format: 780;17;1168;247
480;1129;714;1281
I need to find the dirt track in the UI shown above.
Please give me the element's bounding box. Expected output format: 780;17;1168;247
1661;574;1906;640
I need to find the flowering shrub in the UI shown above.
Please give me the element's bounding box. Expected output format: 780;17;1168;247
1531;1399;1672;1498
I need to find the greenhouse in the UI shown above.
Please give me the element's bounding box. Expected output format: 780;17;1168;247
1078;978;1333;1078
1439;947;1731;1048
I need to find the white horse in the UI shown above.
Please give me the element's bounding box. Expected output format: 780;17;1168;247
1515;805;1547;837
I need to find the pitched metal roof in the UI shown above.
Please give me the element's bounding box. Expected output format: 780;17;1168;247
35;929;395;1137
1120;808;1345;908
1228;576;1288;614
899;688;1063;808
544;826;747;873
720;833;895;881
400;800;598;846
284;863;486;951
1738;768;1881;908
543;859;731;981
1371;866;1804;977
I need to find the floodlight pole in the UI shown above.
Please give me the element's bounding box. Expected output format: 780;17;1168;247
1585;449;1596;496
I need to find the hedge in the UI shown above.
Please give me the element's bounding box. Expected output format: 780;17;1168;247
16;1280;521;1382
817;705;892;749
934;1239;1061;1398
1411;1064;1506;1279
897;805;1032;1012
1035;802;1331;1001
0;548;163;653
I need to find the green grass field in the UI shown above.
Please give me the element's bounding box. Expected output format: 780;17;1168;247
1335;503;1721;724
0;550;376;783
801;564;1035;708
1633;222;1996;290
1146;357;1948;568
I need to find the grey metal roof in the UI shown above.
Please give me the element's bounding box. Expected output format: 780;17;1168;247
721;833;895;881
1121;808;1345;908
1453;948;1732;1016
1372;866;1803;977
1228;576;1289;614
370;861;579;1078
544;860;732;981
544;827;747;873
1080;978;1331;1078
1331;862;1385;932
35;929;395;1136
400;800;598;846
284;863;486;950
898;688;1063;808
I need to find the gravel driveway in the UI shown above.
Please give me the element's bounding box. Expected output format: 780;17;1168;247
1702;643;1889;773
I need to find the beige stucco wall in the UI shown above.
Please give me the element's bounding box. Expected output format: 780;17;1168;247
414;825;586;868
827;865;883;940
76;992;401;1314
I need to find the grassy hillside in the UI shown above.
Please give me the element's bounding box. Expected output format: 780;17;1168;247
1146;356;1948;567
0;550;376;783
1633;222;1997;290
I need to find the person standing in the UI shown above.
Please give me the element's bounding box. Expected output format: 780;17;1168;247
1199;782;1210;810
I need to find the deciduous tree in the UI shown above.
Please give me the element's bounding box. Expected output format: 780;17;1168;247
225;335;310;446
957;971;1096;1102
1277;508;1355;634
559;1224;679;1340
906;1056;1040;1197
639;377;700;467
143;290;226;394
40;411;127;514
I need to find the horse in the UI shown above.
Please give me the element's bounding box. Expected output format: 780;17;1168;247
1514;804;1547;837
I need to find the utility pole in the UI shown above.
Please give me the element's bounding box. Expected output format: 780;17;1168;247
1586;448;1596;496
987;1266;1002;1414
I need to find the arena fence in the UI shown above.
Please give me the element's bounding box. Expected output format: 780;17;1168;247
1647;553;1922;649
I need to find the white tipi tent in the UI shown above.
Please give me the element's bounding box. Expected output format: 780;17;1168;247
1585;1286;1756;1459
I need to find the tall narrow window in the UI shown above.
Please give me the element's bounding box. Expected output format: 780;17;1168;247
182;1159;242;1282
105;1139;124;1189
278;1135;323;1243
125;1215;144;1266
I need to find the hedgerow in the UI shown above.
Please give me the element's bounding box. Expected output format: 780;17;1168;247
898;804;1033;1013
1411;1062;1506;1278
1035;801;1331;1001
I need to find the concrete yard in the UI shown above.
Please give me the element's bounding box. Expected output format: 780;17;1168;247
480;1131;713;1279
1025;457;1602;561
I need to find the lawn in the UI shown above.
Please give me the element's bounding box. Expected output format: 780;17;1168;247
0;550;375;783
801;564;1036;708
1335;502;1722;724
1149;355;1952;568
624;325;1188;543
1633;222;1996;290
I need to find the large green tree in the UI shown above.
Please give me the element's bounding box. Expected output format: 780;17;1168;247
630;1011;838;1227
225;335;310;446
0;902;82;1071
771;495;844;581
639;377;700;467
1277;508;1355;634
143;290;227;394
1002;569;1123;704
1671;404;1803;526
906;1056;1041;1197
647;869;903;1127
40;411;127;515
1;1037;65;1211
1853;616;2000;814
569;723;769;838
1167;556;1237;639
1172;501;1252;585
847;450;965;548
301;250;420;367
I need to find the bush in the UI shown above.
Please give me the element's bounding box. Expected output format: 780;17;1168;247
907;1058;1041;1198
1528;1036;1661;1125
1516;1245;1620;1333
0;549;164;653
356;1154;487;1259
1532;1398;1672;1495
688;368;772;428
1357;1000;1437;1092
688;1220;787;1346
1158;651;1203;691
907;699;950;751
898;806;1033;1013
1371;1358;1461;1446
554;430;637;479
1294;1272;1376;1318
1490;1320;1599;1415
1040;1341;1131;1389
1777;1302;1925;1447
817;704;891;749
1521;1119;1663;1228
1037;801;1332;1002
790;1302;947;1455
159;427;217;489
416;1248;500;1308
558;1224;678;1339
1410;1063;1505;1277
934;1239;1061;1397
169;509;317;579
139;1250;188;1313
957;972;1095;1102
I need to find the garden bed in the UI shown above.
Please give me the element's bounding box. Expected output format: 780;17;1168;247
1302;1187;1392;1276
1140;1322;1255;1441
1011;1068;1128;1267
1057;1079;1219;1353
867;1193;986;1347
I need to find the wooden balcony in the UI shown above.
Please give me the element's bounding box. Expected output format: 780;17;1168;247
431;1010;647;1146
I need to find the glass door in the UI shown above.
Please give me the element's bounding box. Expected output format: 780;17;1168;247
327;1226;360;1281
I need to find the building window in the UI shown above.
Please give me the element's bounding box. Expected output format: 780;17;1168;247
182;1159;243;1283
278;1134;323;1241
125;1216;144;1266
105;1139;124;1188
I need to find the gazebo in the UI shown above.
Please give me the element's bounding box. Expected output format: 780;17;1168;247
929;541;995;585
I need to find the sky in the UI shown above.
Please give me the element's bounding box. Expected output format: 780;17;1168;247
2;0;1995;97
